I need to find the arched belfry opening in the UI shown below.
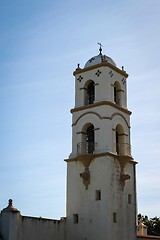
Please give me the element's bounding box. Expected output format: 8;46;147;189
115;124;131;156
115;124;125;155
77;123;96;154
114;81;121;105
86;124;95;154
85;81;95;105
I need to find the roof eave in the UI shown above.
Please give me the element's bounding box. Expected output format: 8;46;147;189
73;62;128;78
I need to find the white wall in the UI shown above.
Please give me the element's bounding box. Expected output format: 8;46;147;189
66;156;137;240
0;211;66;240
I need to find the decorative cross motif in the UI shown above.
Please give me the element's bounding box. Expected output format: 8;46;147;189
109;70;113;77
121;78;126;85
95;69;102;77
89;57;95;63
77;75;83;82
97;42;103;55
98;42;103;48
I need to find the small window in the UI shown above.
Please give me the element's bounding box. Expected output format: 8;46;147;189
113;212;117;223
128;194;132;204
95;190;101;200
73;214;79;224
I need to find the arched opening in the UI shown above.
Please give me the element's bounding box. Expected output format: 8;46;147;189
114;81;121;105
86;124;95;153
115;124;124;155
77;123;96;154
85;81;95;105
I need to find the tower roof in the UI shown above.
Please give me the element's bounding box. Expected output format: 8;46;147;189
84;54;116;68
74;45;128;78
84;44;116;68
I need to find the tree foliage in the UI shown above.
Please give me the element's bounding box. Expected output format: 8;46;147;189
138;214;160;236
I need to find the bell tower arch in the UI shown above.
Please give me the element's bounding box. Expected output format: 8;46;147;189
66;47;137;240
85;80;95;105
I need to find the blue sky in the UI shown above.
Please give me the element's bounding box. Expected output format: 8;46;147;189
0;0;160;219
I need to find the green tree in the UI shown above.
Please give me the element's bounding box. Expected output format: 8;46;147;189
138;214;160;236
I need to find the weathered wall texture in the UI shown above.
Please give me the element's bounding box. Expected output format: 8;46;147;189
0;211;66;240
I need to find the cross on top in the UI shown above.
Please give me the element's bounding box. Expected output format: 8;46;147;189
98;42;103;55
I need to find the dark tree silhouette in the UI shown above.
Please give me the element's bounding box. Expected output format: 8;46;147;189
138;214;160;236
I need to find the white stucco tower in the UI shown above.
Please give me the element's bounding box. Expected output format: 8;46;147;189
66;47;137;240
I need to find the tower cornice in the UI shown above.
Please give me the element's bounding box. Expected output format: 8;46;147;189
71;101;132;115
73;62;128;78
65;151;137;165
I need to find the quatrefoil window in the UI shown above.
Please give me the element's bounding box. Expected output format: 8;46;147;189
109;70;113;77
89;57;95;63
77;75;83;82
121;78;126;85
95;70;101;77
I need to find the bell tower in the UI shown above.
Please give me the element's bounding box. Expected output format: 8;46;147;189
66;46;137;240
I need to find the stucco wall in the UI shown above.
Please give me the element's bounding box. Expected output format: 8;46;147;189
0;211;66;240
66;155;137;240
